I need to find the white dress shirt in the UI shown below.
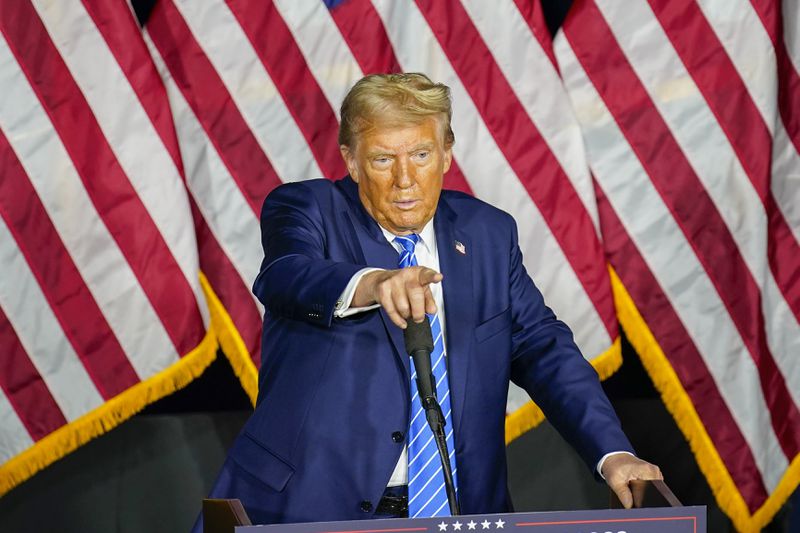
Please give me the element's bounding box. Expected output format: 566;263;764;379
333;218;629;486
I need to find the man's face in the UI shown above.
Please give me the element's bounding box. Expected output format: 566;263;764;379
340;117;452;236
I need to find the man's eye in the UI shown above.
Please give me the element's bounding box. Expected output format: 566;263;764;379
416;151;429;160
374;157;390;164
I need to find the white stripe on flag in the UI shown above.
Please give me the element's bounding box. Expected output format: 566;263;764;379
145;33;264;309
273;0;363;115
771;124;800;244
30;0;208;329
784;1;800;75
172;0;322;182
0;33;178;377
0;217;104;421
460;0;601;231
696;0;777;133
0;387;34;463
696;0;800;243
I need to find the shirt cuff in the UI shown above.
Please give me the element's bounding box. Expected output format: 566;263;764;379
333;267;384;318
596;451;636;480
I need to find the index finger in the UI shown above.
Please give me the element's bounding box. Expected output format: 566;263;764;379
417;267;443;285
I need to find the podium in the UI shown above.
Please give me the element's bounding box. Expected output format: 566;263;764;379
238;507;704;532
204;481;705;533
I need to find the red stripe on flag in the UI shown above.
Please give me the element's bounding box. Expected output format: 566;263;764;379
746;0;800;322
440;162;474;196
596;186;770;512
226;0;346;180
0;2;205;357
748;0;800;153
777;38;800;153
190;199;262;362
564;0;800;459
767;197;800;317
95;0;265;356
512;0;558;68
417;0;616;337
147;0;282;216
647;0;800;322
81;0;185;175
0;306;68;441
648;0;771;198
0;131;139;398
328;0;402;75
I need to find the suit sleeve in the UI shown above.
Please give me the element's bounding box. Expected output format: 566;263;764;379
252;182;365;327
505;216;635;472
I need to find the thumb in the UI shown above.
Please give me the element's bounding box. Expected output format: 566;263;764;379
611;480;633;509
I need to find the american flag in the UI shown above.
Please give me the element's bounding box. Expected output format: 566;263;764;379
0;0;214;499
0;1;797;531
556;0;800;531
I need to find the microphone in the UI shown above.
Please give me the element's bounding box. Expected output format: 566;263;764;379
403;317;460;515
403;318;438;410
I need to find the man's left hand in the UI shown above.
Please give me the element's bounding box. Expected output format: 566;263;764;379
601;453;663;508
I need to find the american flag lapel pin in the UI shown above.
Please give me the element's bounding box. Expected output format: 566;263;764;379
454;240;466;255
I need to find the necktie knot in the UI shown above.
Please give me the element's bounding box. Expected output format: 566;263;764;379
394;234;419;254
394;234;420;269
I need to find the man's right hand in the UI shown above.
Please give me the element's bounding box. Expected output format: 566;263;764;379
352;267;443;329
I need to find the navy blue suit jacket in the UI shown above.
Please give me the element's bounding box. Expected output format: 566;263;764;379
198;176;633;526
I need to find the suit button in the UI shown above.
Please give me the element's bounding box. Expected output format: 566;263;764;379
392;431;404;443
360;500;372;513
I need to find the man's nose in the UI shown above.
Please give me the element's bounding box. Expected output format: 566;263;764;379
393;157;414;188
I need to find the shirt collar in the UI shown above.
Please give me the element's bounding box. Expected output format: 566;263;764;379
379;218;436;254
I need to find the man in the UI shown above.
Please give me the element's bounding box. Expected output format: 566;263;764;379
196;73;660;527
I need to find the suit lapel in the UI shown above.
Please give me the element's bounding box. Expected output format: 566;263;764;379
337;177;409;376
434;198;472;439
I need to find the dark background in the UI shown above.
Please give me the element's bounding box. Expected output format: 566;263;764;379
0;1;796;531
1;337;795;532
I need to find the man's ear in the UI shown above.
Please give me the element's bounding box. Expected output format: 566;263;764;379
340;145;358;182
442;145;453;175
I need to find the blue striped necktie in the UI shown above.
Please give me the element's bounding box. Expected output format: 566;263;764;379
393;234;457;518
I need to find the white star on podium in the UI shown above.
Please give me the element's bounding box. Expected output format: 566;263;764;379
438;521;448;531
481;519;491;529
495;519;505;529
452;521;462;531
467;520;477;530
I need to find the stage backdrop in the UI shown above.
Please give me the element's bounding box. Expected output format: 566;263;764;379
0;1;797;531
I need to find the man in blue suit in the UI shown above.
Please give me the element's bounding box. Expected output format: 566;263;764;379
197;73;661;528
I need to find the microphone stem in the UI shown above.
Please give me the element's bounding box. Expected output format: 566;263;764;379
421;398;460;516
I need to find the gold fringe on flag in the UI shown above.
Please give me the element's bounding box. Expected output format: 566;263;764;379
608;266;800;533
0;276;220;497
200;273;259;406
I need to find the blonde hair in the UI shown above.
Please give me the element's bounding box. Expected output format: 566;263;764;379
338;73;455;148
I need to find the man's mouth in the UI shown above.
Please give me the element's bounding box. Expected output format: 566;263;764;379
394;200;419;210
